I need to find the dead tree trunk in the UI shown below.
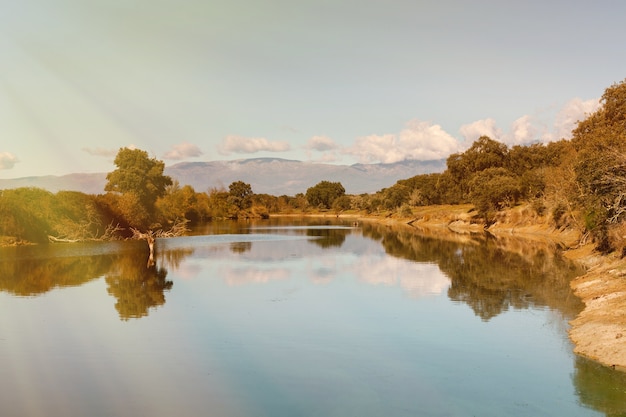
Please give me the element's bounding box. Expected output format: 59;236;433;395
131;229;157;267
131;219;189;268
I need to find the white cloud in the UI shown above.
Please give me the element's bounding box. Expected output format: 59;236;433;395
163;142;203;160
0;152;19;170
305;135;338;151
507;115;536;145
550;97;600;141
218;135;290;155
459;97;600;148
459;118;503;143
345;119;462;163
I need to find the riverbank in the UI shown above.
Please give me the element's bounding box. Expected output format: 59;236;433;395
337;204;626;371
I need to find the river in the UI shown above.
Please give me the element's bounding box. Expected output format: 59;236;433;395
1;217;625;416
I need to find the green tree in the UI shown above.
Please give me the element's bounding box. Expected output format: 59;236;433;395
0;188;52;243
156;181;198;223
468;167;521;224
332;195;352;212
569;79;626;250
447;136;509;200
382;184;410;210
398;173;445;206
228;181;254;210
306;181;346;209
206;187;230;219
105;148;172;229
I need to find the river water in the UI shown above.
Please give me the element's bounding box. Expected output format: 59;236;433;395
1;218;625;416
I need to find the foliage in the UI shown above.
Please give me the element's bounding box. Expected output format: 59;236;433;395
156;181;199;223
206;188;231;219
382;184;411;210
332;195;352;212
568;79;626;250
228;181;254;211
0;188;52;243
468;168;521;223
0;188;112;243
447;136;509;199
105;148;172;229
306;181;345;209
4;79;626;254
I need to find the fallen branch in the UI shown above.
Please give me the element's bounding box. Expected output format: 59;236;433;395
48;235;79;243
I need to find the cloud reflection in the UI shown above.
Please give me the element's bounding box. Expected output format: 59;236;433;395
220;265;290;286
352;255;450;298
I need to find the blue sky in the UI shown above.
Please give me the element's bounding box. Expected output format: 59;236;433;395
1;0;624;178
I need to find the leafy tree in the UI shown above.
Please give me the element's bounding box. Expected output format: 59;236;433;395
228;181;254;210
105;148;172;229
306;181;346;209
0;188;112;243
156;181;198;223
569;79;626;250
447;136;509;200
0;188;52;243
468;167;521;224
206;187;230;219
398;173;445;206
382;184;410;210
332;195;352;211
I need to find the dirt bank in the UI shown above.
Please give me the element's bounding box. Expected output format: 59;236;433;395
347;205;626;371
567;250;626;370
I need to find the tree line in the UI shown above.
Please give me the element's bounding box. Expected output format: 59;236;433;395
2;79;626;253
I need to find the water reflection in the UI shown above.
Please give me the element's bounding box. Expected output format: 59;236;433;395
230;241;252;254
1;218;624;416
0;251;110;296
360;222;585;321
306;227;348;248
0;221;587;323
353;257;450;298
105;255;173;321
573;356;626;416
221;265;291;286
0;241;192;320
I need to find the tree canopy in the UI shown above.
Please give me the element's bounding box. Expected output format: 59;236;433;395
105;148;172;229
306;181;345;209
228;181;254;210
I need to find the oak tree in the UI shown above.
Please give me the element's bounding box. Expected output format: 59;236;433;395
105;148;172;229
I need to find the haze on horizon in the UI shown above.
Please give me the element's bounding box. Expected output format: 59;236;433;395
1;0;624;179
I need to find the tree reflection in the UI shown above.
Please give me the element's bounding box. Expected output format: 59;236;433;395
230;241;252;253
360;222;585;321
0;248;112;296
307;228;348;248
105;252;173;320
0;242;195;321
573;356;626;416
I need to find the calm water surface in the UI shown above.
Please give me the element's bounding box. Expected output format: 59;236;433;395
1;218;626;417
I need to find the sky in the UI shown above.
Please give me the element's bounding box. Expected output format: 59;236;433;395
1;0;625;178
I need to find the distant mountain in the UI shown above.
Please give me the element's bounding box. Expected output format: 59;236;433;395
0;173;108;195
0;158;446;195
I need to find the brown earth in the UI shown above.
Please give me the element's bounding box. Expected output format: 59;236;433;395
567;250;626;371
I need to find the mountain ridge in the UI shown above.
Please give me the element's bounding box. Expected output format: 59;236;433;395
0;158;446;195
